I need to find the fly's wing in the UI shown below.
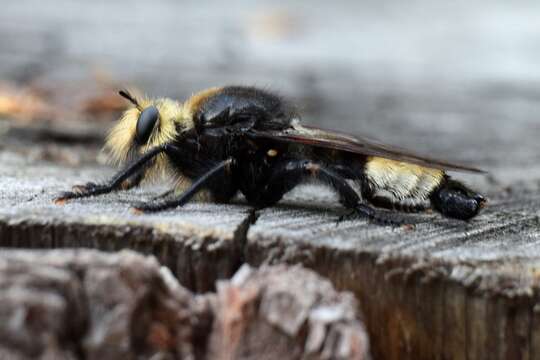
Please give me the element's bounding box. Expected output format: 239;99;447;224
248;124;485;173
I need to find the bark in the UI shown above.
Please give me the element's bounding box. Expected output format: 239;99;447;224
0;249;369;360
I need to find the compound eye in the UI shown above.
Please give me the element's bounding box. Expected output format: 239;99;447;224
136;106;159;144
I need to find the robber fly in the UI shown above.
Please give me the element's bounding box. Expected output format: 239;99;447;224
54;86;486;224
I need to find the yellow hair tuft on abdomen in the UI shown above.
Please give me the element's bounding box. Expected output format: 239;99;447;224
365;157;445;201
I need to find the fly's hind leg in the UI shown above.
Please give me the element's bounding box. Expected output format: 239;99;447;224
71;171;145;196
257;160;403;226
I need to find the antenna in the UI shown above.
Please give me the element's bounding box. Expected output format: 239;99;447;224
118;89;142;110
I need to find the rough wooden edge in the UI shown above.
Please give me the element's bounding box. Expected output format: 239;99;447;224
3;209;540;359
245;240;540;360
0;214;254;293
0;249;370;360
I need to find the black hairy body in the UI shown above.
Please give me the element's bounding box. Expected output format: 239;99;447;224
55;86;486;224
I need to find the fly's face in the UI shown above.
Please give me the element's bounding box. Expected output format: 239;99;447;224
104;90;187;165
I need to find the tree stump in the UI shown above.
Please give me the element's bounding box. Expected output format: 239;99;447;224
2;0;540;358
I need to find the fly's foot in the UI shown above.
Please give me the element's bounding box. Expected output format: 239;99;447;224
53;182;108;204
130;205;145;215
130;200;171;214
53;194;71;205
151;189;175;201
337;204;407;227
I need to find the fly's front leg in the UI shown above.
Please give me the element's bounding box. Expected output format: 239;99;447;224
54;145;169;204
68;171;145;198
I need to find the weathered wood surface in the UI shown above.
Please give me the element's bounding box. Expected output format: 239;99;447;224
0;141;253;293
2;0;540;359
0;249;369;360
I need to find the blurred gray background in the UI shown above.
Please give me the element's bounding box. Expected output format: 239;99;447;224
1;0;540;188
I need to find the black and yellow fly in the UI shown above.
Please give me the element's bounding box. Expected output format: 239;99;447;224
54;86;486;224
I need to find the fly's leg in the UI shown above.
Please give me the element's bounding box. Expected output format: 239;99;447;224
54;146;168;204
256;160;403;226
131;158;235;213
